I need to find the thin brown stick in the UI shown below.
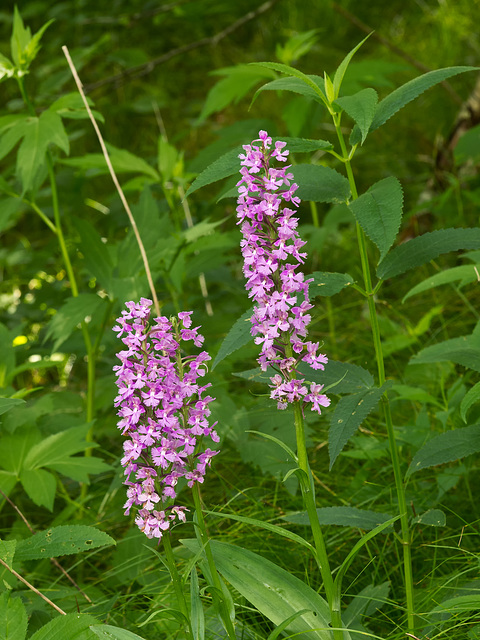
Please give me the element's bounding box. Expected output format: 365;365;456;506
0;490;92;603
331;2;463;105
0;557;67;615
84;0;279;93
62;46;160;317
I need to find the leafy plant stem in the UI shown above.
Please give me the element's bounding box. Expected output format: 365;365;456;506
290;398;344;639
310;200;319;227
163;532;194;640
16;75;96;430
332;112;415;633
192;483;237;640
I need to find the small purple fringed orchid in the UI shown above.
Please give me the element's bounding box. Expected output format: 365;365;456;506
237;131;330;415
113;298;219;539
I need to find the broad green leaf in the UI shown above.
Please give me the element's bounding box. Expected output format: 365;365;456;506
0;429;40;475
267;610;312;640
0;471;18;497
0;398;25;415
349;177;403;261
212;307;253;369
410;330;480;373
199;65;275;121
377;228;480;280
29;614;99;640
252;75;327;106
15;525;115;561
190;569;205;640
371;66;478;133
0;591;28;640
251;62;328;106
403;264;480;302
49;93;104;122
182;540;334;640
391;384;442;407
291;164;351;204
335;88;378;144
16;111;69;192
62;144;159;180
0;540;16;566
332;34;372;98
73;217;114;294
19;468;56;511
309;272;354;296
282;507;393;530
185;137;332;198
276;29;319;66
320;361;374;394
460;381;480;422
407;424;480;477
329;382;392;468
48;456;111;484
0;117;29;162
205;510;313;551
23;424;96;470
44;293;106;351
90;625;148;640
413;509;446;526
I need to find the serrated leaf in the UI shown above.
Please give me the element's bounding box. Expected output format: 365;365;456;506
251;62;328;106
291;164;351;204
282;506;393;530
185;137;332;199
320;360;375;394
29;613;99;640
406;424;480;477
212;308;253;369
403;264;480;302
332;34;372;98
335;88;378;144
309;271;354;296
182;540;333;640
44;294;105;351
377;228;480;280
371;66;478;133
413;508;446;526
410;330;480;372
329;382;392;468
251;75;327;107
0;117;29;163
0;398;26;415
19;468;56;511
349;177;403;261
461;382;480;422
90;625;148;640
0;591;28;640
15;525;115;561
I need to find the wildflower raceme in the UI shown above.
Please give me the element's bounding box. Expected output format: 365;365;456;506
113;299;219;539
237;131;330;414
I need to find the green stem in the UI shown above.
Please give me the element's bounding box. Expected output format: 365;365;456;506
292;401;345;640
332;113;415;632
17;76;96;430
192;483;237;640
163;533;193;640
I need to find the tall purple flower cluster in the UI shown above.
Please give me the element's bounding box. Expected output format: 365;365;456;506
236;130;330;415
113;298;219;539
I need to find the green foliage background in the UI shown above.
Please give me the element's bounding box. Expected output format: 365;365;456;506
1;1;480;638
